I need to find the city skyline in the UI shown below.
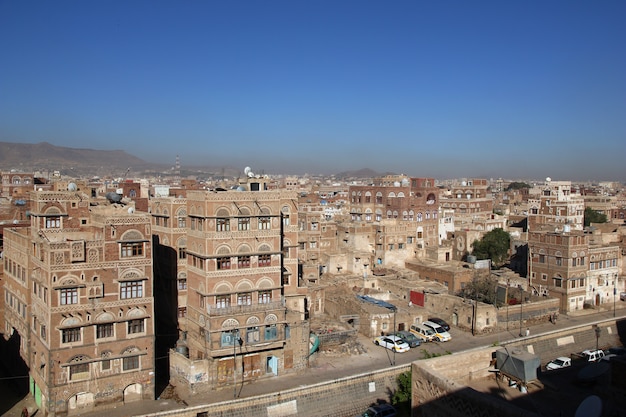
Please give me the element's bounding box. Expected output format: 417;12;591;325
1;1;625;181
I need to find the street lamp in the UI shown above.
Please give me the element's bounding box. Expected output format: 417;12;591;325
518;285;524;337
231;329;243;398
614;280;617;318
594;326;601;352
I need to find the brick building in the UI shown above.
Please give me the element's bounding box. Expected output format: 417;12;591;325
168;186;310;394
528;227;623;312
2;188;155;415
348;177;440;267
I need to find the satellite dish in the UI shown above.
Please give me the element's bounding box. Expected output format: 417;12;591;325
244;166;251;175
248;171;254;178
68;182;77;191
546;177;552;182
575;395;602;417
128;207;135;214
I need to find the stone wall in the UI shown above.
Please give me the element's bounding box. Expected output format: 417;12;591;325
147;366;409;417
411;318;624;417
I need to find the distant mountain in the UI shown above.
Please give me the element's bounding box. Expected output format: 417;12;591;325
0;141;166;177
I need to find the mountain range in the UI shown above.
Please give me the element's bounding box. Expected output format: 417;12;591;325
0;141;382;179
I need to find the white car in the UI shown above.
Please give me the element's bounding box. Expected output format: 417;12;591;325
546;357;571;370
582;349;605;362
374;335;410;353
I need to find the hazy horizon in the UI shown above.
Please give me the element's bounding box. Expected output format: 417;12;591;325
1;2;625;182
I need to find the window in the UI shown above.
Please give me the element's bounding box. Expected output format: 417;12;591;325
265;324;278;341
178;216;186;228
216;218;230;232
539;254;545;263
554;278;562;288
96;323;114;339
259;216;271;230
178;278;187;290
69;362;89;380
217;257;231;270
238;255;251;268
237;292;252;306
60;288;78;305
246;326;260;343
178;307;187;318
542;273;547;281
258;254;271;267
238;217;250;231
62;327;81;343
220;331;239;347
120;281;143;299
178;248;187;260
407;236;414;244
128;319;145;334
101;354;111;371
121;242;143;257
123;356;139;371
40;324;47;341
216;294;230;309
555;257;562;266
45;216;61;229
259;290;271;304
282;273;291;286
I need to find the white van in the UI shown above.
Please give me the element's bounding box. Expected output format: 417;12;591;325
409;323;435;342
423;320;452;342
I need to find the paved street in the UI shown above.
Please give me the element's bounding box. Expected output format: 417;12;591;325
6;304;626;417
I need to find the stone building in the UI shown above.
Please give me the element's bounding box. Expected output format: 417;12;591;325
168;187;310;395
2;188;155;415
528;179;585;231
528;227;623;312
348;177;440;267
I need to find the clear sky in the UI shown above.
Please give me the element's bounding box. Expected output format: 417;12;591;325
1;1;625;181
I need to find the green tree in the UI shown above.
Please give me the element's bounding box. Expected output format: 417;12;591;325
471;228;510;267
584;207;608;227
458;274;500;305
391;371;412;413
505;181;531;191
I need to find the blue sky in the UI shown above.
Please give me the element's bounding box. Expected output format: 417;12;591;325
1;1;625;180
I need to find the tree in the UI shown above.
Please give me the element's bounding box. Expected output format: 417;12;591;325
471;228;510;267
458;274;500;306
391;371;412;413
584;207;608;227
505;181;531;191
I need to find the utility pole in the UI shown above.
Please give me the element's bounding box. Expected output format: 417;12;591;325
519;285;524;337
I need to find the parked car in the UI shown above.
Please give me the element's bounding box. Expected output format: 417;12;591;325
582;349;605;362
409;323;436;342
357;403;397;417
546;357;572;370
373;335;410;353
428;317;450;331
620;292;626;301
608;346;626;356
423;320;452;342
393;330;421;348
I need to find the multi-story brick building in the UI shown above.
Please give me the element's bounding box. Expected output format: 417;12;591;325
2;187;155;415
528;227;622;312
528;180;585;231
348;177;440;267
440;178;494;220
168;186;309;394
